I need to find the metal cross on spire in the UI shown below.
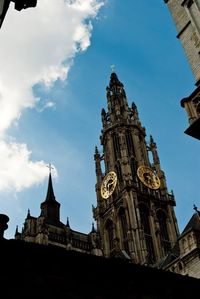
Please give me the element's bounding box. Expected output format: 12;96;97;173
47;163;54;174
110;64;116;73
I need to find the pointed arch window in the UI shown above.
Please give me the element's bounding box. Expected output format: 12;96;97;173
157;210;171;255
112;132;121;160
105;220;114;253
139;204;155;264
126;130;135;156
119;208;129;253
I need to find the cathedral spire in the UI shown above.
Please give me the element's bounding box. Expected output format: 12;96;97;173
45;172;56;202
91;222;96;233
66;217;70;228
105;71;129;123
26;209;31;219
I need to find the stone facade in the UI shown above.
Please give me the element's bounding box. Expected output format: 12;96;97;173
164;0;200;139
165;0;200;85
162;209;200;278
180;85;200;139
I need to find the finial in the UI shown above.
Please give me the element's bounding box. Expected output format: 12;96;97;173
95;146;99;154
91;222;96;233
171;189;174;196
101;108;106;115
110;64;115;73
150;135;154;144
47;163;54;174
15;225;18;234
26;209;31;219
66;217;70;227
193;204;198;213
131;102;137;110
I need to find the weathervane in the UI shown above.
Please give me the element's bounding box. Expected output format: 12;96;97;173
47;163;54;174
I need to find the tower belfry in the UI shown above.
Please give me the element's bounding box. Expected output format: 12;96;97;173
93;72;179;266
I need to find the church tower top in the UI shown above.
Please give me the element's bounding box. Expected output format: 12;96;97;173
94;71;179;265
104;72;130;124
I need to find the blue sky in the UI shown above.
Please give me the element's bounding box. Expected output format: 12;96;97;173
0;0;199;239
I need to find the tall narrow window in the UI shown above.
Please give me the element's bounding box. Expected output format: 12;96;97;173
157;210;171;255
139;204;155;264
113;132;121;160
116;161;123;183
119;208;129;253
105;220;114;253
126;130;135;156
130;158;136;182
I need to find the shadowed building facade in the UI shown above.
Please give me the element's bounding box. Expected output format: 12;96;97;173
164;0;200;140
15;172;102;256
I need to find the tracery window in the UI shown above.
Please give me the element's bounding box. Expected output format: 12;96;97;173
126;130;135;156
157;210;171;255
113;132;121;159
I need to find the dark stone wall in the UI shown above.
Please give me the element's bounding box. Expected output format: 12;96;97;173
0;239;199;299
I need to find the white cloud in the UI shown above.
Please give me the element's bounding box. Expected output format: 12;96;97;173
0;140;58;192
0;0;104;191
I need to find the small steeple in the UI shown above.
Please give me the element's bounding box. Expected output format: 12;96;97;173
129;101;140;122
91;222;96;233
193;204;199;213
66;217;70;228
131;102;137;110
149;134;160;165
45;172;56;202
26;209;31;219
40;164;60;224
150;135;154;144
15;225;19;235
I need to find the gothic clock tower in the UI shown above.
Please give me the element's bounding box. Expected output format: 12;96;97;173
93;72;179;266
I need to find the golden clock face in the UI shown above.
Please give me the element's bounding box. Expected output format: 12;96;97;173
137;165;160;190
101;171;118;199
